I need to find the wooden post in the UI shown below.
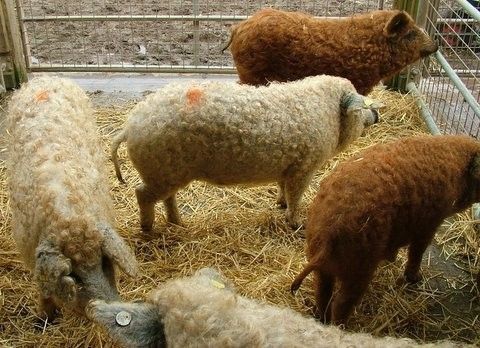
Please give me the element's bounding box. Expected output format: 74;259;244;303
388;0;428;92
0;0;27;90
0;5;9;93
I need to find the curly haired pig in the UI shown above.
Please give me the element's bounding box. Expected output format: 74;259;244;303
112;75;381;230
224;8;438;94
7;76;138;320
291;135;480;325
87;268;471;348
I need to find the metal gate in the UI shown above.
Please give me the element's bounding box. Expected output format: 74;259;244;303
15;0;391;74
406;0;479;139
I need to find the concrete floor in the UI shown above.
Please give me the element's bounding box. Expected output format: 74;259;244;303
51;72;237;106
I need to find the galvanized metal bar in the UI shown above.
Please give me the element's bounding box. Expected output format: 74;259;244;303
22;14;250;22
428;69;480;77
21;14;350;22
434;50;480;119
437;17;477;24
29;64;237;74
193;0;200;66
454;0;480;22
406;81;442;135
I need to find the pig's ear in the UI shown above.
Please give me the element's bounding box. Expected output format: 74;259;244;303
35;237;77;303
101;227;139;278
384;11;411;38
469;153;480;180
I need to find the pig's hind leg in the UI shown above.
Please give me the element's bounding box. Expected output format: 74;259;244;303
283;169;314;228
313;270;334;324
330;268;375;326
136;182;182;231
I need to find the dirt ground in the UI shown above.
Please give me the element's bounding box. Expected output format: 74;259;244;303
21;0;395;68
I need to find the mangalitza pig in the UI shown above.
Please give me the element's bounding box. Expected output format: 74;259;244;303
87;268;471;348
224;8;438;94
291;135;480;325
7;76;138;319
111;75;381;230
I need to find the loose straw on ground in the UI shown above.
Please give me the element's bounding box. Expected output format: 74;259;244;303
0;87;478;347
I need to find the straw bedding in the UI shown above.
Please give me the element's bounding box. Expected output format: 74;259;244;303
0;87;478;346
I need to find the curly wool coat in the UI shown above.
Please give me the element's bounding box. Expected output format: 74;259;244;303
7;76;137;318
226;9;438;94
292;135;480;325
87;268;471;348
112;75;379;230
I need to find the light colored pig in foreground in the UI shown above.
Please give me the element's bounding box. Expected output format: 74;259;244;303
112;75;380;230
88;268;470;348
7;76;138;320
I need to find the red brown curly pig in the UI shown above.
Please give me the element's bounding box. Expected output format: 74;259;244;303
225;8;438;94
291;135;480;325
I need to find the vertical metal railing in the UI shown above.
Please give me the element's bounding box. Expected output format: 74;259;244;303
193;0;200;67
410;0;479;138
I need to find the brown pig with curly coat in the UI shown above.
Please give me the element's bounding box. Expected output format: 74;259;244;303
225;9;438;94
291;135;480;325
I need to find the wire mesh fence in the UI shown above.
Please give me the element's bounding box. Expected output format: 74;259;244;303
417;0;480;138
17;0;393;72
20;0;390;17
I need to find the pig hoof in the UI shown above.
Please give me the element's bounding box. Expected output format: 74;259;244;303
287;218;303;230
35;310;58;325
276;193;287;209
140;224;153;232
404;272;422;284
34;316;54;330
166;216;183;226
396;272;422;286
37;300;60;324
288;221;298;229
167;220;183;227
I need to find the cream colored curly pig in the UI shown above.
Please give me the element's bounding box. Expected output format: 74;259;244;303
112;75;380;230
7;76;138;320
87;268;470;348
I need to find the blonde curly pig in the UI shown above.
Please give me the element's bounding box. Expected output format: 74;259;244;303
88;268;470;348
7;76;138;320
112;75;381;230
